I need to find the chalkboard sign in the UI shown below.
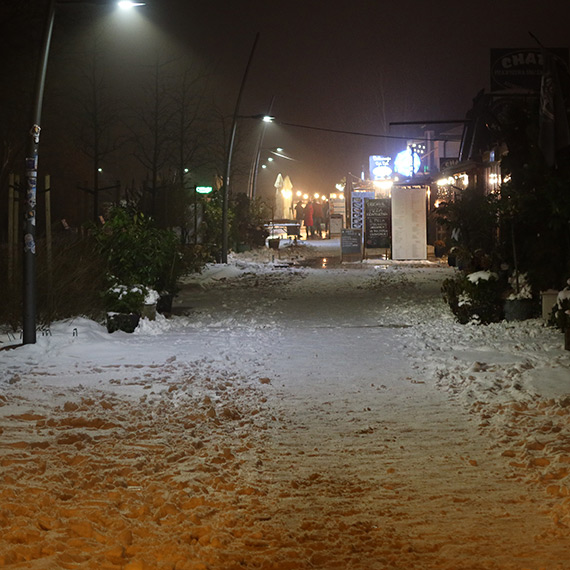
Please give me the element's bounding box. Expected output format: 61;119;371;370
365;199;391;248
341;228;362;261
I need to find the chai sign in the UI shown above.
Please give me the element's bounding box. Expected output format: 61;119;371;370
490;48;569;92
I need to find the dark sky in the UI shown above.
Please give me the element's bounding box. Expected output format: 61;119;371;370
140;0;570;197
7;0;570;205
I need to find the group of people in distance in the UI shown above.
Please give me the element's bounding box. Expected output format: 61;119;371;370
294;199;329;239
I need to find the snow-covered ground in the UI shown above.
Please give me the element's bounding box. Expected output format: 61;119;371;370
1;238;569;569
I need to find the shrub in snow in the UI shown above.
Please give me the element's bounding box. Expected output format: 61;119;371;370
442;271;504;325
467;270;499;284
103;283;148;314
506;272;533;301
93;204;197;300
144;289;160;305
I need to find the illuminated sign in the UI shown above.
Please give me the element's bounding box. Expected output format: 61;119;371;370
196;186;213;194
394;148;421;177
490;48;569;91
369;155;393;180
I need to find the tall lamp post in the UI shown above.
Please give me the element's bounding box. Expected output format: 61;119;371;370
221;33;266;264
22;0;56;345
22;0;145;345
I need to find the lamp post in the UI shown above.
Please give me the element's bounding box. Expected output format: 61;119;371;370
220;33;262;264
22;0;145;345
247;96;274;199
22;0;56;345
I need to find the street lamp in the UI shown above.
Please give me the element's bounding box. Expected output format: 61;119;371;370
22;0;145;345
221;110;274;263
219;31;262;264
118;0;145;7
246;105;275;199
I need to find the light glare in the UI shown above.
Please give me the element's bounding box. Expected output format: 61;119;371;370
118;1;145;10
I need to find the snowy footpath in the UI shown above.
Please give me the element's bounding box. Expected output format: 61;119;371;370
1;239;570;569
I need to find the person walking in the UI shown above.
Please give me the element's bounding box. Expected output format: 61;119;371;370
322;199;330;238
294;200;305;235
312;200;323;238
303;201;314;239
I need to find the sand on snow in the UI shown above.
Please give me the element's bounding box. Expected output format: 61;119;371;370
1;240;569;569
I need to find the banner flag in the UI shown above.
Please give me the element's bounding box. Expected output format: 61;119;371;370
539;49;570;167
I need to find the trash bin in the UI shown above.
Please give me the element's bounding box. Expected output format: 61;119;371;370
541;289;559;321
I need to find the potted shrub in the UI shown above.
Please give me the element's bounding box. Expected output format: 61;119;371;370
434;240;447;258
104;283;147;333
94;204;199;324
549;279;570;350
503;271;539;321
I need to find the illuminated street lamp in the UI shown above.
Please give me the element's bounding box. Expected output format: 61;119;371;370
118;0;145;7
22;0;145;345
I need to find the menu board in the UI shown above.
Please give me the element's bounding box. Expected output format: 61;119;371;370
341;228;362;261
329;214;343;236
391;187;427;260
365;199;391;248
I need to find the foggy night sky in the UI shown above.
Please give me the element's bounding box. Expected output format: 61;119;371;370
142;0;570;196
4;0;570;204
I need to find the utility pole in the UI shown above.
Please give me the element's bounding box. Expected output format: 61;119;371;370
221;33;259;264
23;0;56;345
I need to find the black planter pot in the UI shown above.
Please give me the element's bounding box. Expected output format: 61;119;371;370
503;299;538;322
106;312;140;333
268;238;280;250
157;294;173;314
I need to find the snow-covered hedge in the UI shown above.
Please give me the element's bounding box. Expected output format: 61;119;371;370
442;271;505;325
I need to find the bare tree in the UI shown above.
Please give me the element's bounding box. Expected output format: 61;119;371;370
130;53;177;216
74;32;124;221
162;65;213;232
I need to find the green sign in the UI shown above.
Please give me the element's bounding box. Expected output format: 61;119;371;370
196;186;213;194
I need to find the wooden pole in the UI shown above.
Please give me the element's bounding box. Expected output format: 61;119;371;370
8;174;14;283
13;175;21;279
45;174;53;293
